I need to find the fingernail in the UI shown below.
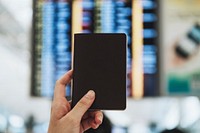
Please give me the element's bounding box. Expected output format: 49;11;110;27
85;90;95;99
98;115;103;123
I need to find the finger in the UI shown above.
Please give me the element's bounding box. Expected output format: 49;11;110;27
81;117;93;131
86;111;103;128
81;113;102;131
69;90;95;121
51;99;71;120
83;110;102;121
59;69;73;85
82;112;90;120
54;70;73;99
93;111;103;126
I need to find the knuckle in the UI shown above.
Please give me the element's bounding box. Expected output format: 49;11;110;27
67;115;79;125
52;102;65;111
51;102;68;119
79;98;90;107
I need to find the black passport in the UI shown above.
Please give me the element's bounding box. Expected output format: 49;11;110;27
72;33;127;110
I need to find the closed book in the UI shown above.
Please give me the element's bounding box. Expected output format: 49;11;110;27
72;33;127;110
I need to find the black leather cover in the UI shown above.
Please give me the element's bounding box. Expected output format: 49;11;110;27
72;33;127;110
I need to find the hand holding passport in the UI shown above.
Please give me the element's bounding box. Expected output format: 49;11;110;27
72;33;127;110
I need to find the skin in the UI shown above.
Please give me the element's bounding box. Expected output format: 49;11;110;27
48;70;103;133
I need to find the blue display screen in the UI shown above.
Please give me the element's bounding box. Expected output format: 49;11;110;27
32;0;159;98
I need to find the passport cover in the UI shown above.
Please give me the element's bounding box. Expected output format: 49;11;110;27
72;33;127;110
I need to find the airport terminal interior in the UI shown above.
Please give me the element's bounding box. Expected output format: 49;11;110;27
0;0;200;133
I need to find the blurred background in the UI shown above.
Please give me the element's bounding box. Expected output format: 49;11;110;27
1;0;200;133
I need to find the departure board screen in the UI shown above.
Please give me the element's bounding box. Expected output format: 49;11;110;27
32;0;72;98
31;0;159;98
142;0;159;96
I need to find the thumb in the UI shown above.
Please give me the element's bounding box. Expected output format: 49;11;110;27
69;90;95;120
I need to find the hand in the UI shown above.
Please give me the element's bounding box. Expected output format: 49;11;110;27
48;70;103;133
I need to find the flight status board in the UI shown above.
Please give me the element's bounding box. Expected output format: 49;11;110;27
32;0;72;98
31;0;159;99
